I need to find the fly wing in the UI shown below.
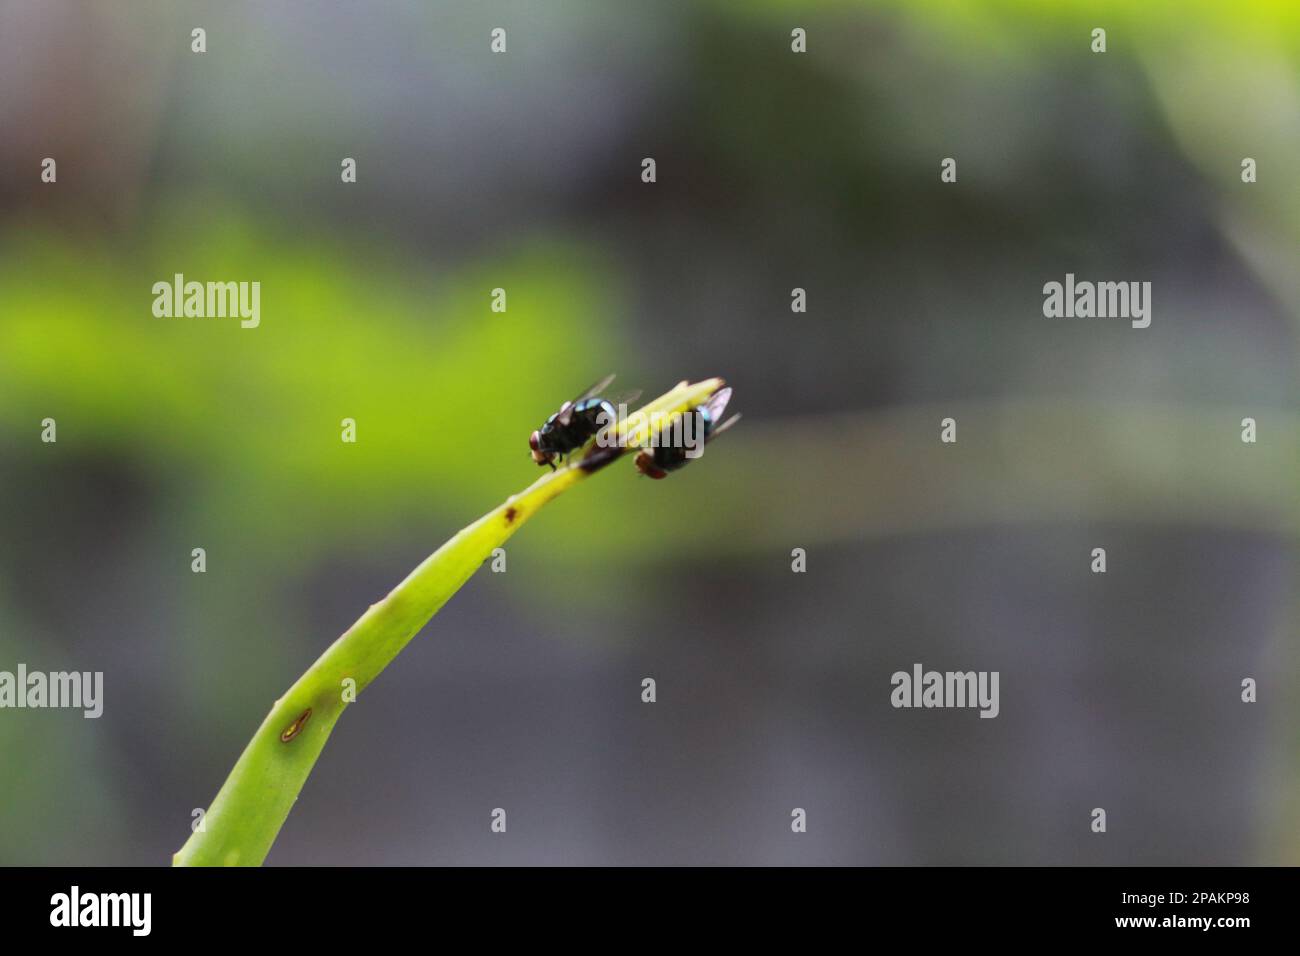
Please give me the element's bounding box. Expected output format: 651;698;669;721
558;373;616;426
700;387;733;423
705;412;741;444
603;388;642;410
574;373;617;403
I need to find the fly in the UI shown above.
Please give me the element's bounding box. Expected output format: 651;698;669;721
634;386;740;479
529;374;639;470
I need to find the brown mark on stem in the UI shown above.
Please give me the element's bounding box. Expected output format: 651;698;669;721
280;708;312;743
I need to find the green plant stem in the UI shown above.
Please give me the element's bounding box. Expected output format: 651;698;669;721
173;377;725;866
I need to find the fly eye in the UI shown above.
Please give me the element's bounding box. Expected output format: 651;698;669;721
528;432;540;451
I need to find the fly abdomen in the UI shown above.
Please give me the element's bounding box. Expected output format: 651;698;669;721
566;399;617;446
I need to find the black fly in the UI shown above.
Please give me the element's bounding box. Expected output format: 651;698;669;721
529;374;639;470
634;387;739;479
